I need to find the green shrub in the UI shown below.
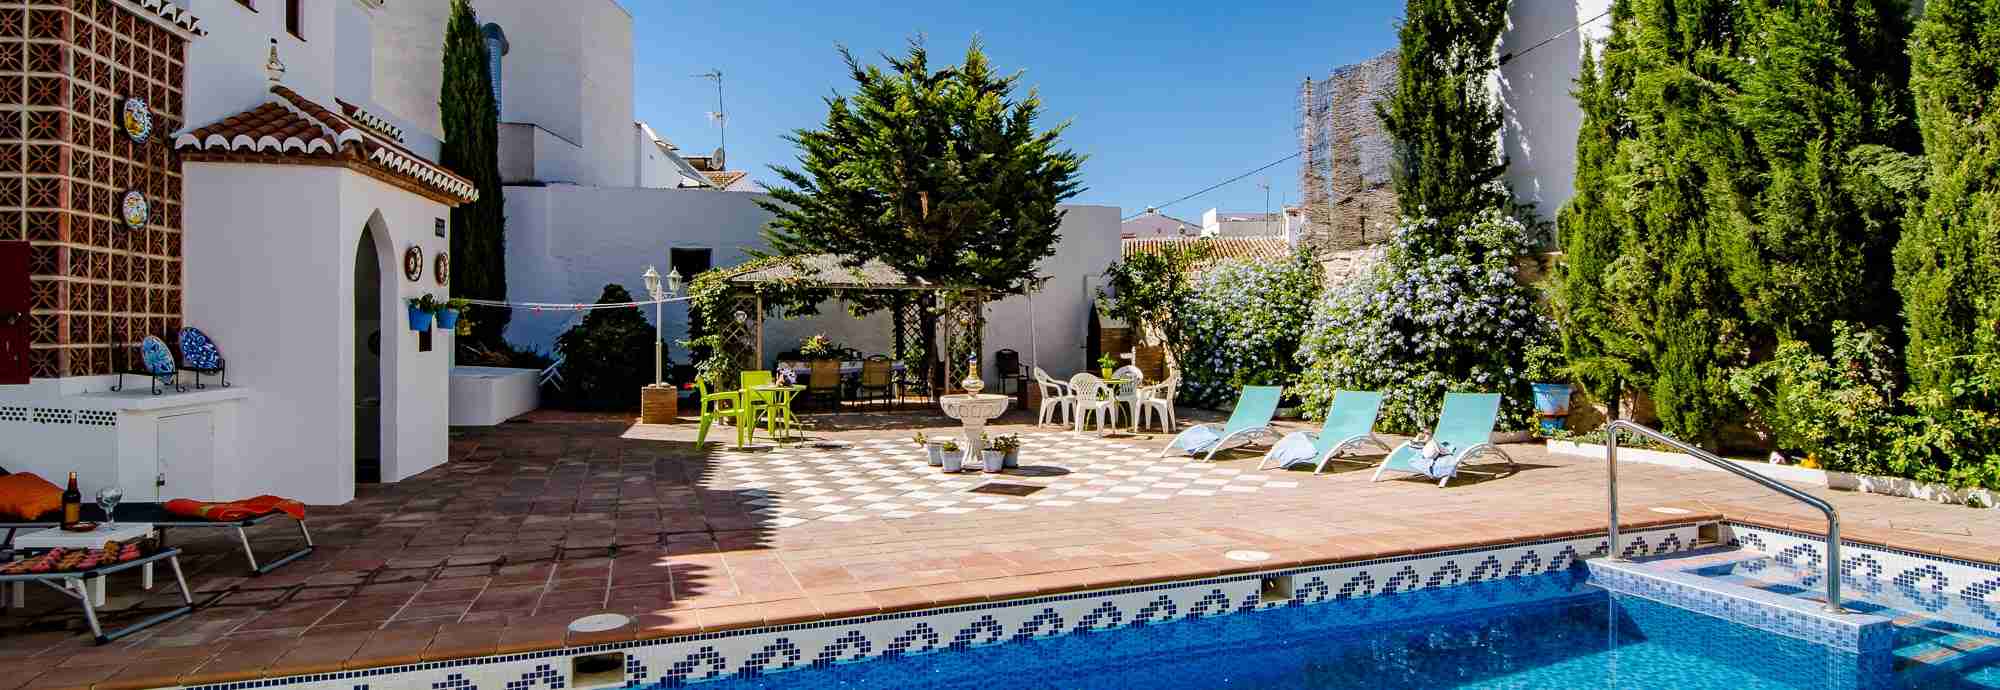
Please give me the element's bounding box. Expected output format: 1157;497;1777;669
1727;324;1900;474
553;284;660;410
1174;250;1321;408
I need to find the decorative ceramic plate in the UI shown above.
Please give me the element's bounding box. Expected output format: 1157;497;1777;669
178;326;222;370
122;97;152;143
121;190;148;229
434;252;450;286
403;245;424;282
140;335;176;378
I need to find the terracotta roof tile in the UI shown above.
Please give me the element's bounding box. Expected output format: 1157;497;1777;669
1120;236;1295;267
174;87;477;205
702;171;747;189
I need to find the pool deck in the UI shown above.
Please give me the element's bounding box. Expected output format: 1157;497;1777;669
3;408;1995;690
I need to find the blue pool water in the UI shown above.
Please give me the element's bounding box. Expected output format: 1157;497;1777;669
685;571;1999;690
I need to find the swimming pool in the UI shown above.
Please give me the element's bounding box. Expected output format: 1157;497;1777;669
688;570;1989;690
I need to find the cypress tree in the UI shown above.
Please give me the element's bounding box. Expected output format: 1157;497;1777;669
1554;22;1645;417
440;0;508;348
1608;0;1748;444
1901;0;2000;405
1723;0;1915;347
1376;0;1511;229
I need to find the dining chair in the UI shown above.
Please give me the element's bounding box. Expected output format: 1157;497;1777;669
1033;367;1073;426
1067;372;1118;435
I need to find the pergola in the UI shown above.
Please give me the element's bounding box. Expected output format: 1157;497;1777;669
710;254;988;396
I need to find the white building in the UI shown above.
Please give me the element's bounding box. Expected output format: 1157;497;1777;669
1199;208;1284;238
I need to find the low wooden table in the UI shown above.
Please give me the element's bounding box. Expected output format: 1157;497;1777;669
1;545;193;644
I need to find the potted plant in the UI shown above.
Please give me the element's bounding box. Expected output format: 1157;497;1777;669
915;432;945;467
799;333;836;359
1097;353;1117;379
1522;344;1572;435
990;433;1022;469
939;438;964;473
976;433;1005;473
436;297;470;331
405;294;438;331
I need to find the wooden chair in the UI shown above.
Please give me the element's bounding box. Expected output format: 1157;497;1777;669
804;359;842;409
854;356;896;409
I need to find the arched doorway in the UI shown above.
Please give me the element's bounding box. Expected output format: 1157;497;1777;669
354;224;384;483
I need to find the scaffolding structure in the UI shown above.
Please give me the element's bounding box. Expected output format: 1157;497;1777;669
1296;51;1401;250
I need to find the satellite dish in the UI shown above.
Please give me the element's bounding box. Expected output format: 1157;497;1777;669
711;147;726;170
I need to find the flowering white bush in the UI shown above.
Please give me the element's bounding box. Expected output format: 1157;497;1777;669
1176;251;1322;407
1296;209;1554;432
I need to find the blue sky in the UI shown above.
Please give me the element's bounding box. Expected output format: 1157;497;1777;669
629;1;1406;221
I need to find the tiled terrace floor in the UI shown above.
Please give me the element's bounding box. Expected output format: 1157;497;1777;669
2;407;1995;690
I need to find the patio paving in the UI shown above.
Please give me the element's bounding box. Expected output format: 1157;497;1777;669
2;406;1995;690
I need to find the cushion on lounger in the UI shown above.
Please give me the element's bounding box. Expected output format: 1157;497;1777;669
0;472;63;520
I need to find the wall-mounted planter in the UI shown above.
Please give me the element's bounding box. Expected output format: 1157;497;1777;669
1547;439;1997;509
435;308;460;330
406;304;434;331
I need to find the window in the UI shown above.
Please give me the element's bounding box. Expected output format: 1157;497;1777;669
669;248;712;284
284;0;302;39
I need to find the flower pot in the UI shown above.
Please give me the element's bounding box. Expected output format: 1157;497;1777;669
926;442;945;467
1531;383;1573;416
406;304;433;331
940;450;964;473
1101;367;1114;379
1003;448;1020;468
435;308;460;330
981;450;1006;473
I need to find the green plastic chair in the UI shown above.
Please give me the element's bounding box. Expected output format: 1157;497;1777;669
1158;385;1284;462
694;378;740;447
1258;389;1390;474
1373;392;1516;487
739;370;776;447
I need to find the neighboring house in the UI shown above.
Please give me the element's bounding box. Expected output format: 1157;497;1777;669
635;121;724;190
1200;208;1284;238
1121;211;1199;239
1121;236;1294;272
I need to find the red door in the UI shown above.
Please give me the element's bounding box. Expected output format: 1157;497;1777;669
0;241;28;384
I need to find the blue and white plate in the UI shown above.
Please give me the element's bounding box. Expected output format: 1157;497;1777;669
178;327;222;370
140;335;176;378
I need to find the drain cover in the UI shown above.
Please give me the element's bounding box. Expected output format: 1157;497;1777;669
1649;506;1693;515
568;613;631;633
1225;550;1272;562
968;482;1045;497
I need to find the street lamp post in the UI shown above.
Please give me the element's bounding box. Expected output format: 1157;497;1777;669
641;265;682;386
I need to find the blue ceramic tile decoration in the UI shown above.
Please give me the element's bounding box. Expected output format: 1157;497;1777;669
140;335;176;379
179;327;223;370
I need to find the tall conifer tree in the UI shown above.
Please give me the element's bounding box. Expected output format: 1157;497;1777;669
1554;12;1644;417
1376;0;1511;229
1901;0;2000;406
440;0;508;347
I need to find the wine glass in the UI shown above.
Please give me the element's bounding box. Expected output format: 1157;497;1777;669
96;487;123;528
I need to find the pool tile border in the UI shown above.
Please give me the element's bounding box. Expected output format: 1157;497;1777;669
1718;523;2000;633
183;525;1703;690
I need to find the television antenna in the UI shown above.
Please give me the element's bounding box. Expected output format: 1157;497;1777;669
693;69;725;155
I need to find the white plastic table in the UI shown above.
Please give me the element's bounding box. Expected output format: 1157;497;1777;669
12;523;157;607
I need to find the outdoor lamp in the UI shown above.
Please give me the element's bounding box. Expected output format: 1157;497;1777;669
643;266;663;302
643;266;665;385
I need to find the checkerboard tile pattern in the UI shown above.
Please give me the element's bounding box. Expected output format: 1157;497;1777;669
709;433;1301;526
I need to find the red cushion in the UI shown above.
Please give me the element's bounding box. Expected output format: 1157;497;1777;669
0;472;63;521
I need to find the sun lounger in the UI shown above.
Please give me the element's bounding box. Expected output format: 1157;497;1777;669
1259;389;1390;474
1160;385;1284;462
1372;392;1517;487
1;502;313;576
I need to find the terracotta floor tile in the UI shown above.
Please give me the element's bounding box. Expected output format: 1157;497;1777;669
421;623;501;661
268;632;370;675
16;663;121;690
346;627;438;669
182;641;290;684
695;603;767;632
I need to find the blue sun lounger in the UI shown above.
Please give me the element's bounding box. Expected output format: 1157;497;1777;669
1259;389;1390;474
1372;392;1517;487
1160;385;1283;462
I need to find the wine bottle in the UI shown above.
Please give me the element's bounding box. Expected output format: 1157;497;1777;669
62;472;81;527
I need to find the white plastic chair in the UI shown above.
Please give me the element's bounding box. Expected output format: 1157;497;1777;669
1034;367;1073;426
1111;365;1143;431
1067;372;1119;435
1136;373;1180;432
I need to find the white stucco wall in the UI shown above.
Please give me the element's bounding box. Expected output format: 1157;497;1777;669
185;0;338;128
370;0;634;187
1498;1;1614;225
502;186;1122;381
182;164;453;505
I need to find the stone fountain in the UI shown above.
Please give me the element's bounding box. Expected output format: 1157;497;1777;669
937;369;1009;473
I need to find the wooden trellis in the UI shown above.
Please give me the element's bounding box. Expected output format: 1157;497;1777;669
940;290;986;393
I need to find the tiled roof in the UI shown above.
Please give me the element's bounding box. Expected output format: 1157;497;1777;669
702;171;747;189
174;87;477;205
336;99;405;143
1120;236;1295;267
118;0;206;36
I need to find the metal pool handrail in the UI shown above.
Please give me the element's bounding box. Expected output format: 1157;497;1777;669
1604;420;1845;614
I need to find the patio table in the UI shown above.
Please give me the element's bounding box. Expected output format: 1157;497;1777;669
776;361;905;379
742;384;804;447
1;546;192;644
